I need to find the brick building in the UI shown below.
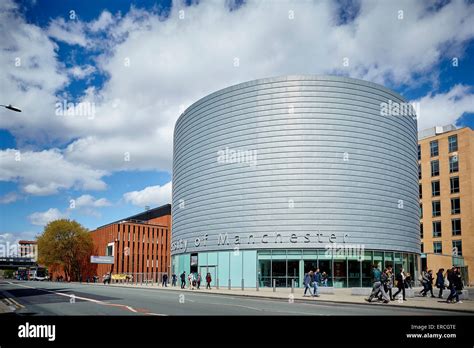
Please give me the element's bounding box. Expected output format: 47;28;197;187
418;125;473;284
91;204;172;280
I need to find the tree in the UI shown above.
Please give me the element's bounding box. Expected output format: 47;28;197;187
37;219;94;281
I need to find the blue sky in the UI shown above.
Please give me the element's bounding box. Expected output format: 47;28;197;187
1;0;473;242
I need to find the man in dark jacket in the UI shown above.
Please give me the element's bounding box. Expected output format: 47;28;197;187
312;268;321;297
180;271;186;289
435;269;445;298
303;271;313;297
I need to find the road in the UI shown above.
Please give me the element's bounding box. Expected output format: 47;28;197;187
0;280;469;316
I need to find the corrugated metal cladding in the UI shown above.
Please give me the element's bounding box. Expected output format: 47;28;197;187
172;75;419;255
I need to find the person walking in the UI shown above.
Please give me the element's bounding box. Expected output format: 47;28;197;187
206;272;212;289
366;264;383;303
162;273;168;287
446;268;458;303
321;272;328;287
171;273;177;287
447;267;464;304
392;268;407;301
196;273;201;290
386;266;394;300
405;272;412;289
420;270;435;297
312;268;321;297
435;268;445;298
188;272;194;289
180;271;186;289
303;271;313;297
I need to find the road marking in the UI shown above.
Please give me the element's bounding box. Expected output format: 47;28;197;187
6;281;167;316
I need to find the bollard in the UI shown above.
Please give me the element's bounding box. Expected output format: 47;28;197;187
256;280;259;292
140;273;142;286
228;279;231;290
241;279;244;291
291;279;295;294
216;278;219;290
273;279;276;292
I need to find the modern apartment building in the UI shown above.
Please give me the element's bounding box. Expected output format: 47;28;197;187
418;125;474;285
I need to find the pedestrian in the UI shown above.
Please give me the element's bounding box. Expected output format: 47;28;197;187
447;267;463;304
366;264;389;303
446;268;457;303
162;273;168;287
188;272;195;290
171;273;177;287
312;268;321;297
303;271;313;297
435;268;445;298
206;272;212;289
386;265;394;301
405;272;412;288
420;269;435;297
180;271;186;289
196;273;201;289
321;272;328;287
392;268;407;301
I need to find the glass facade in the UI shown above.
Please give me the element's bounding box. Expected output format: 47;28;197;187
172;249;420;288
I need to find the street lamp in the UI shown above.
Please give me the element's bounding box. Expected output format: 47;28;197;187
0;104;22;112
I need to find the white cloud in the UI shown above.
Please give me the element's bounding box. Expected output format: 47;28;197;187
123;182;172;207
28;208;68;226
72;194;111;208
68;64;96;79
414;85;474;130
1;0;474;195
0;149;108;195
89;10;115;32
0;192;20;204
47;17;89;47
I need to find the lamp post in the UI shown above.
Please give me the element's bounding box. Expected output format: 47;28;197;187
0;104;22;112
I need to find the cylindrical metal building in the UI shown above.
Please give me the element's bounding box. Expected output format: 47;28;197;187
172;75;419;288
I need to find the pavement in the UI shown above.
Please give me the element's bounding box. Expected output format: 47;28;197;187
0;279;472;316
94;281;474;313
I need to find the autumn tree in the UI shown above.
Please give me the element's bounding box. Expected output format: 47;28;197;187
37;219;94;281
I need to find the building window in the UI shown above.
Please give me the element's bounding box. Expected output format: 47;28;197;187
431;160;439;177
452;240;462;256
451;219;461;236
432;221;442;237
450;177;460;194
431;181;440;197
449;155;458;173
430;140;439;157
448;135;458;153
419;184;423;199
420;203;423;218
432;201;441;217
421;242;424;253
433;241;442;254
420;223;423;239
418;163;422;180
451;198;460;214
418;144;421;160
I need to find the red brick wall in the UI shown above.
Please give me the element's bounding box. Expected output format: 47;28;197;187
49;214;172;281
